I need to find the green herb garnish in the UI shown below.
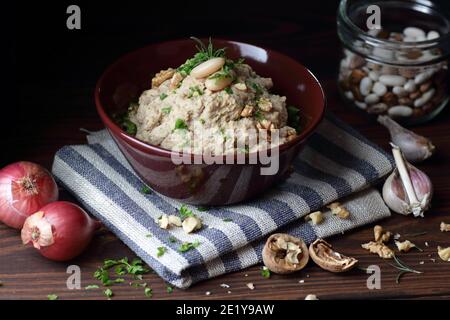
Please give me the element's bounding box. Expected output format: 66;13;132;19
287;106;302;133
248;81;263;96
169;236;178;243
385;255;422;284
47;294;58;300
157;246;167;257
141;185;152;194
179;204;194;219
178;240;201;253
166;286;174;294
197;206;209;212
161;106;172;114
174;118;188;130
85;285;100;290
177;37;226;77
199;118;206;125
146;234;152;238
187;86;204;98
144;287;153;298
224;87;233;94
160;92;168;100
261;266;271;279
94;258;150;286
104;288;113;299
254;110;265;121
223;218;233;222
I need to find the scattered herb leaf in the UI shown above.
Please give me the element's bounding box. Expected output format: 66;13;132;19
179;205;194;219
144;287;153;298
178;240;201;253
47;294;58;300
157;246;167;257
85;285;100;290
160;93;168;100
166;286;174;293
223;218;233;222
174;118;188;130
141;185;152;194
104;288;113;299
261;267;271;279
224;87;233;94
161;106;172;114
169;236;178;243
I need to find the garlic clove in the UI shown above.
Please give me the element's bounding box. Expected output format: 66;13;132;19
377;116;435;163
382;144;433;217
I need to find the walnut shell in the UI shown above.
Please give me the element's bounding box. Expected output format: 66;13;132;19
262;233;309;274
309;239;358;273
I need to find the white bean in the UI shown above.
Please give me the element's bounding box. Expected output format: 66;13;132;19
403;27;426;39
404;80;417;93
388;106;413;117
414;88;435;108
369;71;380;81
373;47;395;61
414;69;434;85
372;82;387;96
379;75;406;87
403;36;417;42
393;86;407;97
355;101;367;110
190;57;225;79
427;31;440;40
205;72;234;91
359;77;373;96
344;91;354;100
364;93;380;104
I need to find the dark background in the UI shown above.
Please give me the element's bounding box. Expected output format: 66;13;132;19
7;1;450;167
7;0;343;167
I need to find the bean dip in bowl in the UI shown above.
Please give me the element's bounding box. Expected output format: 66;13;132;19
95;38;325;205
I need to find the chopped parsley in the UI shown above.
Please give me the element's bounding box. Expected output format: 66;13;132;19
157;246;167;257
197;206;209;212
287;106;302;133
113;102;139;136
179;204;194;219
223;218;233;222
144;287;153;298
254;110;265;121
224;87;233;94
166;286;174;293
146;234;152;238
187;86;204;98
177;37;226;77
85;285;100;290
169;236;178;243
104;288;113;299
248;81;264;96
261;266;271;279
174;118;188;130
161;106;172;114
47;294;58;300
141;185;152;194
178;240;201;253
94;257;150;286
160;92;168;100
199;118;206;125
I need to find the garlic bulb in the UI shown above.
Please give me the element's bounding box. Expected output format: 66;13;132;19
382;143;433;217
378;116;435;163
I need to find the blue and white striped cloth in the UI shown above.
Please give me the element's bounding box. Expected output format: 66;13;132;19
52;114;393;288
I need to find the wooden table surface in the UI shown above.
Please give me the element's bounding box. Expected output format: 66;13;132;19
3;1;450;300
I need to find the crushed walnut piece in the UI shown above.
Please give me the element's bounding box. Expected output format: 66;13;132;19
169;72;184;90
240;105;255;117
305;211;324;225
440;222;450;232
437;246;450;262
151;68;175;88
327;202;350;219
395;240;416;252
157;214;183;229
374;225;392;243
182;215;202;234
361;241;394;259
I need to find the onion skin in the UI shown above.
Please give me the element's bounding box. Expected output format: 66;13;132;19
21;201;101;261
0;161;58;229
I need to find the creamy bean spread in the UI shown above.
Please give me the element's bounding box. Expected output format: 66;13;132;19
118;38;300;155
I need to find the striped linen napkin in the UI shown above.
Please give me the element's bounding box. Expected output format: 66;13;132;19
52;114;393;288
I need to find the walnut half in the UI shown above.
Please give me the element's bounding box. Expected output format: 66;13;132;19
262;233;309;274
362;241;394;259
309;239;358;272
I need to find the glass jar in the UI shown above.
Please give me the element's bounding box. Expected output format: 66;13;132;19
337;0;450;125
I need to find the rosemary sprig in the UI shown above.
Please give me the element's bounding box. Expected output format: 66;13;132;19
402;231;427;238
385;255;422;284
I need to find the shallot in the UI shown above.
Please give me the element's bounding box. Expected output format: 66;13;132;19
21;201;101;261
377;115;435;163
0;161;58;229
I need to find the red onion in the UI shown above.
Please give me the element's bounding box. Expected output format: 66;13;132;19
21;201;101;261
0;161;58;229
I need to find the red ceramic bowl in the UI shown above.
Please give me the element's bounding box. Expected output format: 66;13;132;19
95;39;325;205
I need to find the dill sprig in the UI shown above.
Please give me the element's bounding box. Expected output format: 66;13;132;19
177;37;226;76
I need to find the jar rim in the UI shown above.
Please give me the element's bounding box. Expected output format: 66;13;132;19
338;0;450;48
